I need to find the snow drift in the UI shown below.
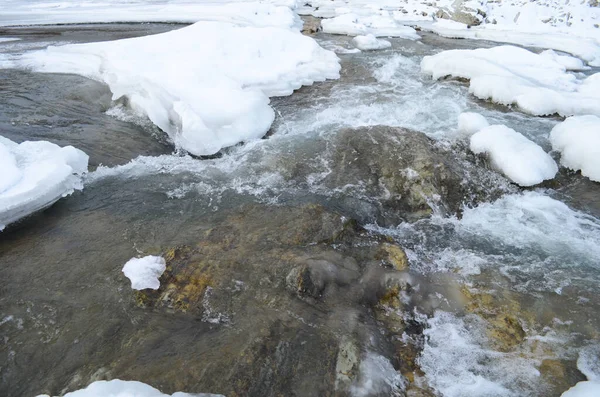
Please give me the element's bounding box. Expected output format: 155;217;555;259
1;21;340;156
0;136;88;231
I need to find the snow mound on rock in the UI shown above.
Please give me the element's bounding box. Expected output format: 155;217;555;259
550;115;600;182
2;21;340;156
122;256;167;290
0;136;88;231
36;379;223;397
470;125;557;186
421;45;600;117
352;34;391;50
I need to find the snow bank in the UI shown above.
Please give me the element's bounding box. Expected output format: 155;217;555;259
37;379;223;397
0;136;88;231
122;256;166;290
300;1;600;65
421;20;600;67
550;115;600;182
470;125;557;186
457;112;489;137
422;45;600;117
352;34;391;50
0;1;301;29
2;21;340;156
321;13;420;39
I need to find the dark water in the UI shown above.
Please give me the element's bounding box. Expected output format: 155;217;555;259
1;23;600;397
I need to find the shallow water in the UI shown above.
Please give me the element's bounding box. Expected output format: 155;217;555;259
1;23;600;397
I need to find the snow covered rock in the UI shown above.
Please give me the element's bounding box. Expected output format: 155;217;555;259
352;34;391;50
321;13;420;39
457;112;489;137
422;45;600;117
2;21;340;156
0;136;88;231
36;379;223;397
122;256;167;290
550;115;600;182
470;125;558;186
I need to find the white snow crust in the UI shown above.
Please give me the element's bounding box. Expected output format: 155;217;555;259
457;112;489;137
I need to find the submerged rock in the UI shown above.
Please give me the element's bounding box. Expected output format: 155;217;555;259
124;203;420;396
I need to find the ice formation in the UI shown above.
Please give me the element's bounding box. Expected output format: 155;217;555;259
0;136;88;231
122;256;167;290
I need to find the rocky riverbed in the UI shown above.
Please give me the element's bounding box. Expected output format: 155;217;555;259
1;21;600;397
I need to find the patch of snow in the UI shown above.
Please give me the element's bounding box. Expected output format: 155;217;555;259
122;255;166;290
36;379;223;397
2;21;340;156
457;112;489;137
0;136;88;231
0;38;21;43
352;34;391;50
421;45;600;117
470;124;557;186
550;115;600;182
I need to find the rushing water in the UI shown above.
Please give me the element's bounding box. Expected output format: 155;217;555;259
1;23;600;397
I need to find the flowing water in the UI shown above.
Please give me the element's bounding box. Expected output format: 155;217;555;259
1;23;599;397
